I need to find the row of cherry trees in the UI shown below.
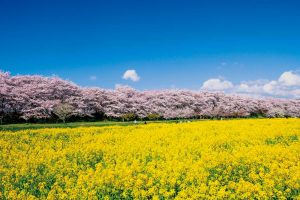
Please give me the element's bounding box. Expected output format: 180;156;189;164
1;71;300;123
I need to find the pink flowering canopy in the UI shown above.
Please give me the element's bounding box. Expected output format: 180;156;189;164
0;71;299;123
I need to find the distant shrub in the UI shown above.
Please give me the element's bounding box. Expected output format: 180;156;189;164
147;113;161;120
121;113;136;121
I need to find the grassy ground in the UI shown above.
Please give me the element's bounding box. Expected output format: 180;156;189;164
0;117;279;131
0;121;138;131
0;119;190;131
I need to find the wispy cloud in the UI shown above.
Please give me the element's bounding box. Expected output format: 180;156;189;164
220;62;227;66
89;76;97;81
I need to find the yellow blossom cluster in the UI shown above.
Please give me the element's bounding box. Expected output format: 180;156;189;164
0;119;300;199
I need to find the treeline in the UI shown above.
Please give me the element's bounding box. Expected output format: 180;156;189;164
1;71;300;124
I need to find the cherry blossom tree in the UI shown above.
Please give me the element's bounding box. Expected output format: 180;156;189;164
1;71;299;123
53;103;74;123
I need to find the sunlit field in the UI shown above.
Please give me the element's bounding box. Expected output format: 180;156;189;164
0;119;300;199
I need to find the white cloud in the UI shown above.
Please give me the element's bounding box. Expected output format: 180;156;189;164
123;69;140;82
263;81;277;94
278;71;300;86
89;76;97;81
291;89;300;96
201;78;233;91
238;83;249;90
200;71;300;99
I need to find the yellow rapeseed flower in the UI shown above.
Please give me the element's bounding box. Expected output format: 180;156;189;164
0;118;299;199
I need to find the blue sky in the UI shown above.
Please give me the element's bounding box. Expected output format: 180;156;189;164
1;0;300;97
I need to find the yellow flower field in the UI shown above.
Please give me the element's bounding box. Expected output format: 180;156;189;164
0;119;300;199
